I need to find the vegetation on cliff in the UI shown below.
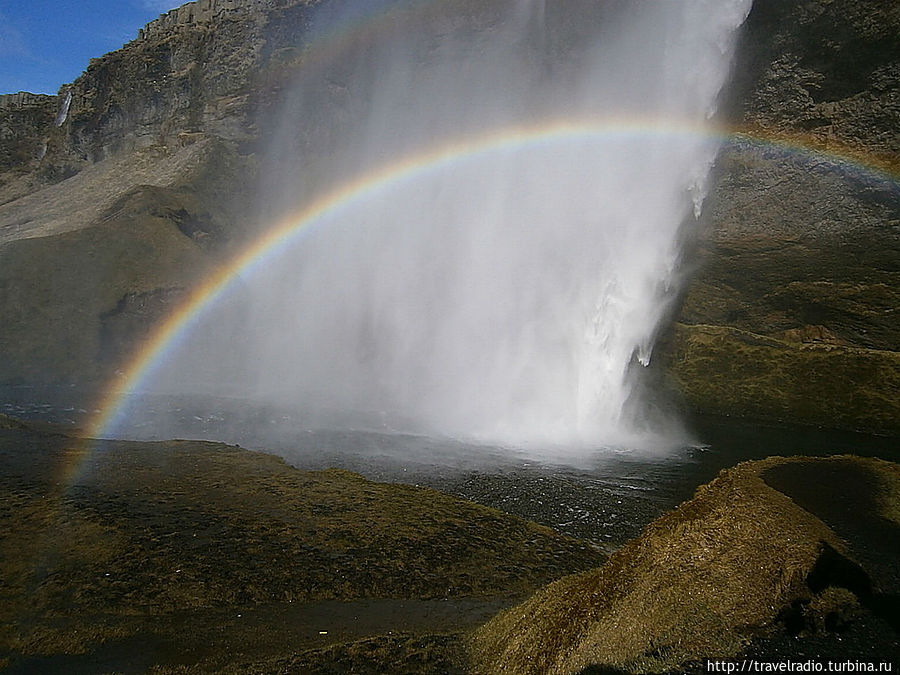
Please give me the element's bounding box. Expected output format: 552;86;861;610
661;0;900;431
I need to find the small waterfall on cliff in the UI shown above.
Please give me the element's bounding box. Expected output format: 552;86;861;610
146;0;752;453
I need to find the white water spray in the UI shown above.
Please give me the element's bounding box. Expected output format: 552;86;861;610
146;0;752;452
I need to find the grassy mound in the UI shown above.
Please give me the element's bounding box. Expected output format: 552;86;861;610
471;456;896;674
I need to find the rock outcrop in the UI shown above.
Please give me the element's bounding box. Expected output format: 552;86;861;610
137;0;292;41
659;0;900;432
0;93;57;189
0;0;321;208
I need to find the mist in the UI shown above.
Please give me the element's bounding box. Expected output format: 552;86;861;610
135;0;753;455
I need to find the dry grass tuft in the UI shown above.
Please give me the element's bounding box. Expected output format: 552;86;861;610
470;458;856;675
873;459;900;527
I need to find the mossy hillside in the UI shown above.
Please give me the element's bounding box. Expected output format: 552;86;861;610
662;323;900;433
0;421;604;665
765;456;900;531
470;457;876;675
687;142;900;352
0;134;256;387
2;442;603;614
0;214;207;385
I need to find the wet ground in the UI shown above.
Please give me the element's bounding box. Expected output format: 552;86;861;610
3;598;506;674
2;386;898;548
0;421;602;673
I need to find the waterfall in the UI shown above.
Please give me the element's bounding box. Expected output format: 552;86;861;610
145;0;753;453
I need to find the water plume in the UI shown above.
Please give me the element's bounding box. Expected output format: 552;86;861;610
137;0;753;454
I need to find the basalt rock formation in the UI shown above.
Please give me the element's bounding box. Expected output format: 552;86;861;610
0;0;898;434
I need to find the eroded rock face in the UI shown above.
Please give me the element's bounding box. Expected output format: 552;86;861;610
660;0;900;432
0;94;57;202
6;1;314;183
661;324;900;434
727;0;900;157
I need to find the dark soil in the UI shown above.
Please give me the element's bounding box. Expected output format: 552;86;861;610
0;418;603;673
762;459;900;595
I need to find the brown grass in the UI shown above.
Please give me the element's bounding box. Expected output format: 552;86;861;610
0;424;604;662
470;458;846;674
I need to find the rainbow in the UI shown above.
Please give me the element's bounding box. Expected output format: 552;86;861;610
56;116;898;488
86;120;692;427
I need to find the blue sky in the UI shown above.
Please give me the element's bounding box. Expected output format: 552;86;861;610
1;0;182;95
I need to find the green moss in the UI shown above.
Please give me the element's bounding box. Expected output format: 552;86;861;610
661;323;900;434
0;422;604;666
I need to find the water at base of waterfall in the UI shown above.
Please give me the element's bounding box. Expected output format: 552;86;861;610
3;387;895;547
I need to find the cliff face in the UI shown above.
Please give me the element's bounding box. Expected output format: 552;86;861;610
0;0;319;207
728;0;900;158
0;0;897;434
0;94;57;191
0;0;322;385
658;0;900;432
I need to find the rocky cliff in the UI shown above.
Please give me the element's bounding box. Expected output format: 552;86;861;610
0;0;897;434
0;0;321;385
0;93;57;189
658;0;900;432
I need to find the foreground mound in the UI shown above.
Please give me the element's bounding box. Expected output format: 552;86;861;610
471;455;899;674
0;417;603;672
